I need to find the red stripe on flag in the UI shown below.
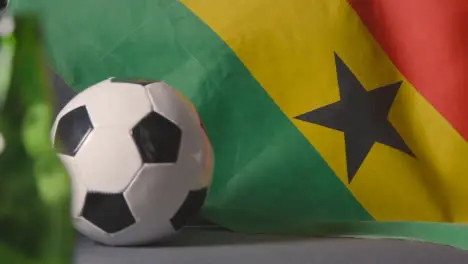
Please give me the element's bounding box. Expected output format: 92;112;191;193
348;0;468;140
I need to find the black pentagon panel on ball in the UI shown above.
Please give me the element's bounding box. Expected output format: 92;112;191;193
54;105;94;157
170;188;208;230
131;111;182;163
111;77;159;86
81;192;136;234
0;0;7;10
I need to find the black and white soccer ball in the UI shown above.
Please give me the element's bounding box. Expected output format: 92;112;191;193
51;78;214;246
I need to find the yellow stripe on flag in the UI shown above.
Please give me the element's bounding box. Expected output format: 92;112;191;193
182;0;468;222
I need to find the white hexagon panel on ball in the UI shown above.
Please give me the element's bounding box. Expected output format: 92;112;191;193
50;77;214;246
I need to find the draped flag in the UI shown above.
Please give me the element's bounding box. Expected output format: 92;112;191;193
10;0;468;249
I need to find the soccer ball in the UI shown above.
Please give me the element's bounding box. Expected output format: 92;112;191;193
51;78;214;246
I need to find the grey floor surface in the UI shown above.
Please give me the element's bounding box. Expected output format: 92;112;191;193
52;73;468;263
75;228;468;264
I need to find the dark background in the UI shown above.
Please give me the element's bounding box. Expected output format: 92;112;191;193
52;72;468;264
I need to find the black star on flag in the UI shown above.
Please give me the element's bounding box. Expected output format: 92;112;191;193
295;53;414;183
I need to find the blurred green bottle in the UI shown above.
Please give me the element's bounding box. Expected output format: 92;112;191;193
0;15;73;264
